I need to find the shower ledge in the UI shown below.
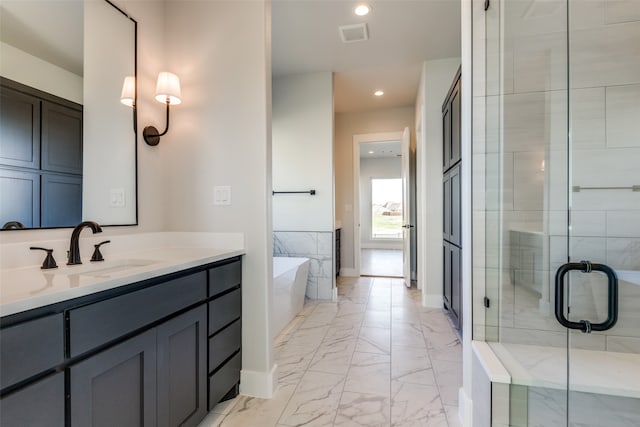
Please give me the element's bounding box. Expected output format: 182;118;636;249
489;342;640;399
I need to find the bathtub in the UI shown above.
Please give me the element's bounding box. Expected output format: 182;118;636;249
272;257;310;338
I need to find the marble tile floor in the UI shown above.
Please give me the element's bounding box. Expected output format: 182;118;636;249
361;249;404;277
198;276;463;427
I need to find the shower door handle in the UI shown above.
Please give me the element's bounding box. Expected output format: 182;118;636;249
554;261;618;333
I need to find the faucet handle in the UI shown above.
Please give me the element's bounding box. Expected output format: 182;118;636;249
30;247;58;270
91;240;111;262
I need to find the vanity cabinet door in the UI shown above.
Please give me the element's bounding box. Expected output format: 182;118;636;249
0;372;64;427
157;305;207;427
70;329;157;427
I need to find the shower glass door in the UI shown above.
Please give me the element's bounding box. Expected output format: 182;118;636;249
477;0;640;425
565;0;640;424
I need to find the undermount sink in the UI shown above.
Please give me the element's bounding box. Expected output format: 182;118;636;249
49;259;158;277
617;270;640;286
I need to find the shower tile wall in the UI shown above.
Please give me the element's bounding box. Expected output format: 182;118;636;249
489;0;640;352
273;231;334;300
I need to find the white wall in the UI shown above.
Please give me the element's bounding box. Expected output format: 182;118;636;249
334;107;415;274
359;156;402;248
0;41;82;104
415;57;460;307
272;72;334;232
163;0;275;398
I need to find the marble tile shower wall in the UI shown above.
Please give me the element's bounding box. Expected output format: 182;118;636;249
484;1;640;353
274;231;334;300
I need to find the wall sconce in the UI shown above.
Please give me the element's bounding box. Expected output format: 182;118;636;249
120;76;137;132
143;72;182;146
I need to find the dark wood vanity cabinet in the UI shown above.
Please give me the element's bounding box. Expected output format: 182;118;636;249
442;66;462;331
0;313;65;427
0;373;65;427
207;260;242;409
70;306;207;427
0;257;242;427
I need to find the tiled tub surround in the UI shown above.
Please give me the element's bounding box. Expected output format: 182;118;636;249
198;276;463;427
273;231;334;300
0;232;245;316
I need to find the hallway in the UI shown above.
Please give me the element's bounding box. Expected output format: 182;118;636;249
361;249;404;277
199;276;463;427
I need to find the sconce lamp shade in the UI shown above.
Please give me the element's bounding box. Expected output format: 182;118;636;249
120;76;136;107
154;72;181;105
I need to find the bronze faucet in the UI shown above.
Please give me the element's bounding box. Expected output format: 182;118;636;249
68;221;102;265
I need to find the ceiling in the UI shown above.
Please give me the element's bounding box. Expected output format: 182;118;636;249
272;0;461;113
0;0;83;76
360;141;401;159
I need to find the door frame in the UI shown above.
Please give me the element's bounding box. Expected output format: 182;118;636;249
352;131;405;277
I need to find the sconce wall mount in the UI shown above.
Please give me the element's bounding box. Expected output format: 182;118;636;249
121;72;181;146
131;72;181;146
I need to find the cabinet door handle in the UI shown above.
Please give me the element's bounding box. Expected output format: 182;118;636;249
554;261;618;333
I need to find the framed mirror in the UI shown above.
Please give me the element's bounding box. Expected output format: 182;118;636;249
0;0;137;230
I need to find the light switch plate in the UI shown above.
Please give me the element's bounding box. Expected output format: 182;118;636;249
110;189;125;207
213;186;231;205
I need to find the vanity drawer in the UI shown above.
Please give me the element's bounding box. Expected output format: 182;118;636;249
208;319;241;372
208;352;241;410
208;288;241;334
209;260;241;297
0;372;65;427
0;313;64;390
69;271;207;357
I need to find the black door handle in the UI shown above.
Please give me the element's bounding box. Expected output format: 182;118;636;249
554;261;618;333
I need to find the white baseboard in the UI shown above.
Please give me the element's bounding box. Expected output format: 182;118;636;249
339;268;358;277
332;287;338;302
459;387;473;427
239;364;278;398
423;293;443;308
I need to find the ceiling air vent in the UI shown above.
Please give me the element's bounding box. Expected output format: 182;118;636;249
339;23;369;43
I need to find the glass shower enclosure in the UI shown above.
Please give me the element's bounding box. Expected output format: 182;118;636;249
472;0;640;425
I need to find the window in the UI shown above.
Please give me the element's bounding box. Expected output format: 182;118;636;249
371;178;402;239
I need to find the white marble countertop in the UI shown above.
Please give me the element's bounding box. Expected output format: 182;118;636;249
0;232;245;317
489;342;640;398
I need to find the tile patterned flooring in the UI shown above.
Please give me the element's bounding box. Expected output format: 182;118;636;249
361;249;404;277
199;276;463;427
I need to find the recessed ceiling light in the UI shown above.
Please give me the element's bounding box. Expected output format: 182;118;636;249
368;150;375;154
374;90;384;97
354;4;371;16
